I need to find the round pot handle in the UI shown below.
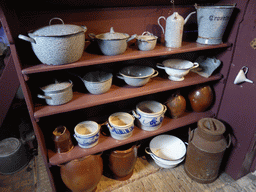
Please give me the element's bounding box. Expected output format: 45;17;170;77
37;94;52;100
162;105;167;114
145;147;153;155
151;70;159;78
106;122;113;131
49;17;64;25
127;34;137;42
116;74;124;80
18;34;36;44
88;33;96;40
156;63;165;70
192;62;199;69
132;110;140;119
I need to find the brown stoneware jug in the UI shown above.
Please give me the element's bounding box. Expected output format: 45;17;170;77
188;85;214;112
166;92;186;118
60;153;103;192
52;126;74;153
103;143;139;180
184;118;231;183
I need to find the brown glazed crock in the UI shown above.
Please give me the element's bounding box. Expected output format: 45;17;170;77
60;153;103;192
52;126;74;153
103;143;139;180
166;92;186;118
188;85;214;112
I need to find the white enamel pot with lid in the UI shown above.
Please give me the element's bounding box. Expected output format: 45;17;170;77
136;31;158;51
18;17;87;65
89;27;137;56
38;80;73;105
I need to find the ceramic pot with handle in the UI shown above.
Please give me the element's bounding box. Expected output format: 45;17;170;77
103;143;139;180
52;126;74;153
60;153;103;192
132;100;167;131
166;92;186;119
188;85;214;112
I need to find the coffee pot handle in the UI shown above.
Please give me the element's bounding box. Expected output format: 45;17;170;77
158;16;166;34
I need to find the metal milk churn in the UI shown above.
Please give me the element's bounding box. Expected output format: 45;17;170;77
184;118;231;183
158;11;195;48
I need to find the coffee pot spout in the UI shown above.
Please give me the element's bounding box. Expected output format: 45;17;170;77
184;11;196;24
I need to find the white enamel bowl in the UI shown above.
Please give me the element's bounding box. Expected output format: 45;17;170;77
145;135;186;168
82;71;113;94
117;65;158;87
157;59;199;81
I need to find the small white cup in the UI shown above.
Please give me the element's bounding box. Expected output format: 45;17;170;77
74;121;100;148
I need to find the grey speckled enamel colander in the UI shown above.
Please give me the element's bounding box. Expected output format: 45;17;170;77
18;17;87;65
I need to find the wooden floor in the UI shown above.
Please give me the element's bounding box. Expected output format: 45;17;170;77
1;146;256;192
34;149;256;192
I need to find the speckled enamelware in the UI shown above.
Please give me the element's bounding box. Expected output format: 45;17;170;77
117;65;158;87
82;71;113;94
157;59;199;81
89;27;137;56
195;4;236;45
37;81;73;105
136;32;157;51
18;18;87;65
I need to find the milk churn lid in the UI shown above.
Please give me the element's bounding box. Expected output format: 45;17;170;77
198;118;226;137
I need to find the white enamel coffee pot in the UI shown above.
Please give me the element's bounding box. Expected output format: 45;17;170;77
158;11;196;48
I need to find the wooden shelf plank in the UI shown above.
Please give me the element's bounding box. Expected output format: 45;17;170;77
34;73;222;119
22;42;230;75
48;110;214;166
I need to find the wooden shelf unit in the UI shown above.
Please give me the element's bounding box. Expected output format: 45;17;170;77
1;3;232;191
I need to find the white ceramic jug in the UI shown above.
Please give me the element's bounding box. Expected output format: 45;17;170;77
158;11;196;48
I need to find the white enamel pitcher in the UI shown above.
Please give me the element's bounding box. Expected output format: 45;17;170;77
158;11;196;48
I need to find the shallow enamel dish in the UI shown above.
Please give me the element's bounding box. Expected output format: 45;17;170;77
146;134;186;163
157;59;199;81
117;66;158;87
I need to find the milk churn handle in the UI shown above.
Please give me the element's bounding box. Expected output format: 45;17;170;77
226;134;232;148
188;127;194;142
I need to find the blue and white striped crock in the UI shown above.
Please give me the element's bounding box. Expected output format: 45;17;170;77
132;100;167;131
107;112;135;140
74;121;100;148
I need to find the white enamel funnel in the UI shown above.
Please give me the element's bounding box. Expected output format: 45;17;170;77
234;66;253;84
